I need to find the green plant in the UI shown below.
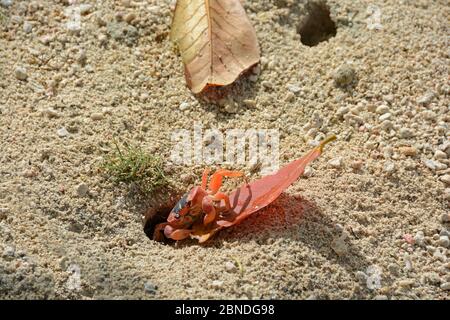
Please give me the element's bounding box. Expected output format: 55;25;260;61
101;140;168;195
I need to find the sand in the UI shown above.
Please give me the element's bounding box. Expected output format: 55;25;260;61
0;0;449;299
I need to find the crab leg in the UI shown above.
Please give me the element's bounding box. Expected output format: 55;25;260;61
202;196;217;225
211;192;232;211
164;225;192;240
208;169;243;194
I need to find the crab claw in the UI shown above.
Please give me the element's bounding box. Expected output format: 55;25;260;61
164;225;192;241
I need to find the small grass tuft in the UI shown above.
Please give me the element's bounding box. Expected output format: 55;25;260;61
101;140;168;195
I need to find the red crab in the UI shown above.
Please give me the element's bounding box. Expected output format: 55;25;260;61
154;135;336;243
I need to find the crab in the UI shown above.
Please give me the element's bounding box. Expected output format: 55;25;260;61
153;168;244;241
153;135;336;243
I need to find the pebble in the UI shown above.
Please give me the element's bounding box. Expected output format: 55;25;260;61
398;279;415;288
417;91;435;105
225;261;237;273
331;234;348;256
333;64;356;87
435;150;447;160
14;66;28;81
79;4;92;15
355;271;367;283
2;245;15;259
383;161;395;173
66;21;82;34
440;282;450;291
399;128;415;139
107;21;138;45
0;0;13;7
90;113;104;121
440;174;450;185
351;160;364;171
303;166;313;177
399;146;417;157
379;113;391;121
287;84;301;93
179;102;190;111
376;105;389;114
57;127;69;137
413;231;425;246
23;21;32;33
144;281;157;294
211;280;224;289
374;295;389;300
76;183;89;197
124;12;136;24
381;120;393;131
441;213;450;223
328;157;343;169
44;107;59;118
438;236;449;248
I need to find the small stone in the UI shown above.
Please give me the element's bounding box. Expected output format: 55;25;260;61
383;161;395;173
399;147;417;157
379;113;391;121
350;160;364;171
79;4;92;15
0;0;13;8
76;183;89;197
22;169;37;178
414;231;425;246
303;166;313;178
23;21;33;33
57;127;69;137
376;105;389;114
440;174;450;185
179;102;190;111
14;66;28;81
211;280;224;289
374;295;388;300
328;157;343;169
225;261;237;273
66;21;82;34
438;236;449;248
417;91;435;105
424;159;437;171
243;99;256;107
440;282;450;291
2;245;15;259
399;128;414;139
398;279;415;288
441;213;450;223
355;271;367;283
44;107;59;118
91;113;104;121
77;50;87;66
287;84;301;93
333;64;356;87
144;281;157;294
107;21;138;45
331;234;348;256
124;12;136;24
435;150;447;160
381;120;394;131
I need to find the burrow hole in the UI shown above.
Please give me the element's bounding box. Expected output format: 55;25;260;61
298;1;337;47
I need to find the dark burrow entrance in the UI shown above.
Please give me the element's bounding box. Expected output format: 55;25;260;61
143;197;177;244
298;1;337;46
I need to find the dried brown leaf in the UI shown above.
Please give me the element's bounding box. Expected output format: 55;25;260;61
171;0;260;94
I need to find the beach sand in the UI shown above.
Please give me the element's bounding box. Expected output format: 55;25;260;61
0;0;449;299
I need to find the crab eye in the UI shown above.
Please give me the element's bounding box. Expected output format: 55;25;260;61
175;213;180;219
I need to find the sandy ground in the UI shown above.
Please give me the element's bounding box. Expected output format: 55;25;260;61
0;0;449;299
